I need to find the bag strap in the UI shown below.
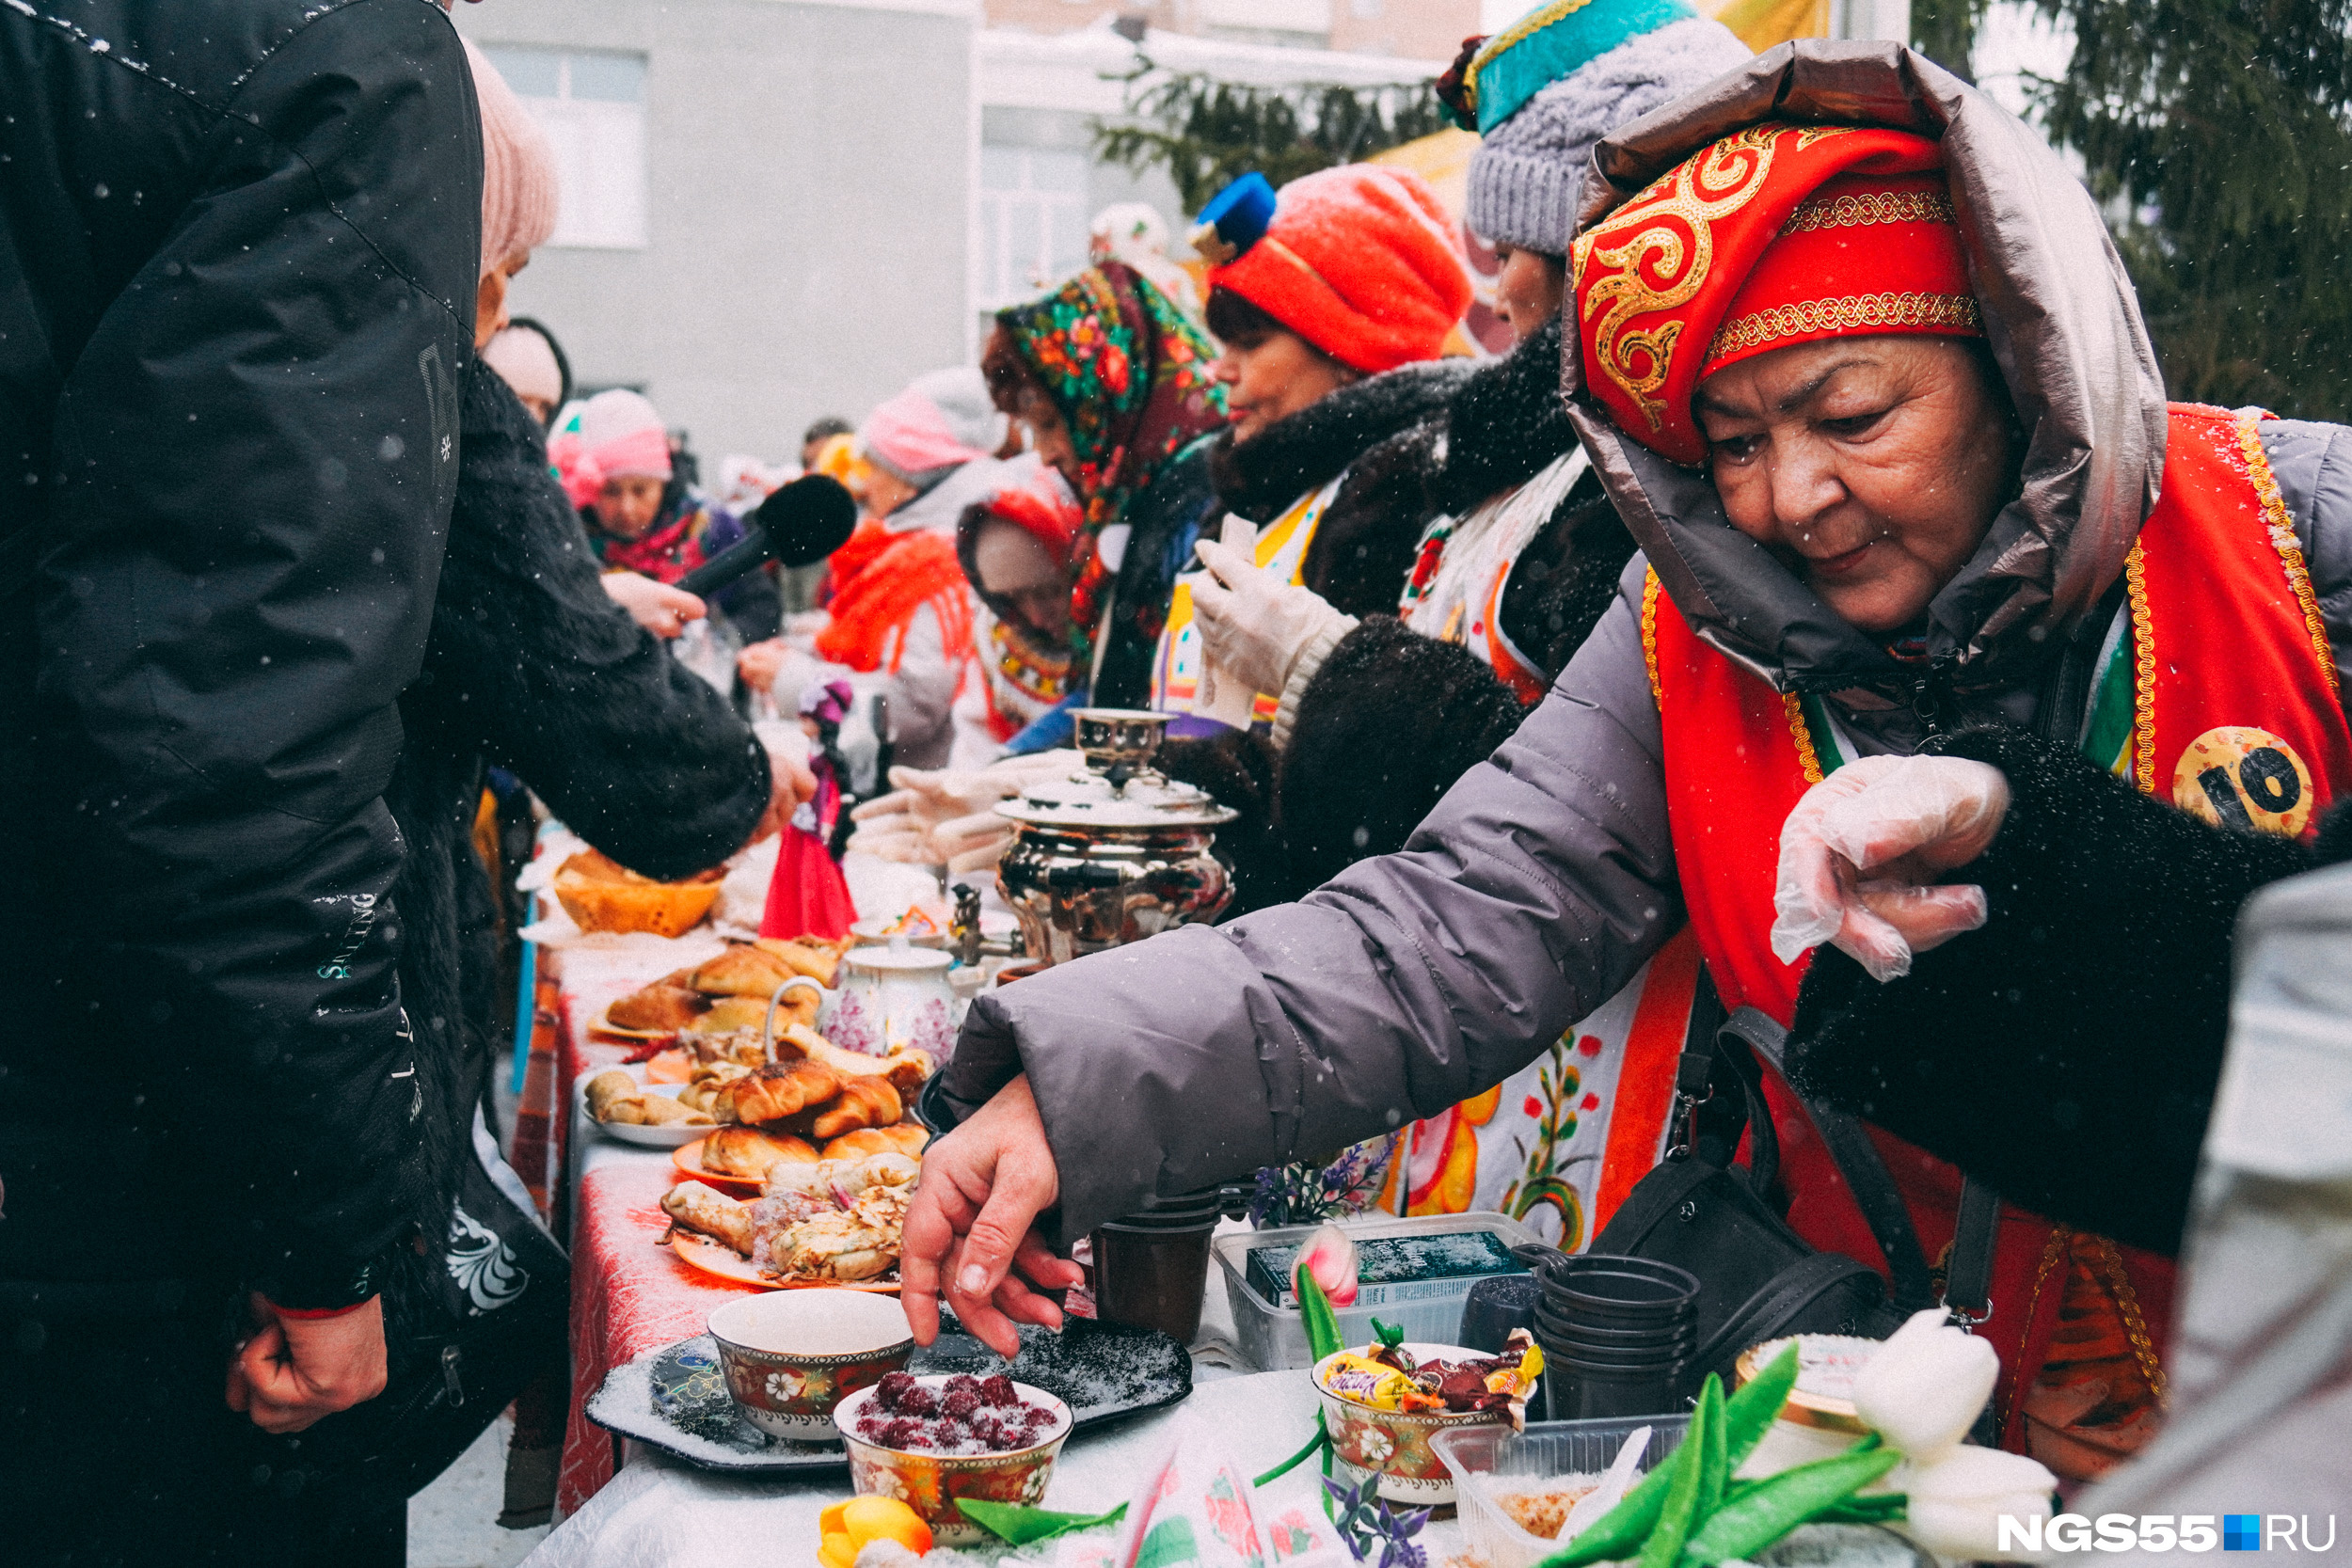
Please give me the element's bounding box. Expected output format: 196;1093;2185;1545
1945;1176;2001;1324
1720;1005;1941;1316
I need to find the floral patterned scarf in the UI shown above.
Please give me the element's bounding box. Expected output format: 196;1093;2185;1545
994;262;1225;663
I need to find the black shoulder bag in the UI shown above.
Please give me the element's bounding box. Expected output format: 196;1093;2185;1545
1585;974;2000;1388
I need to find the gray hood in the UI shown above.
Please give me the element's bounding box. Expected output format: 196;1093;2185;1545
1562;41;2168;697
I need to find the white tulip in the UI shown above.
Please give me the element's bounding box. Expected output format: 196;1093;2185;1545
1900;1445;2058;1560
1851;1307;2000;1463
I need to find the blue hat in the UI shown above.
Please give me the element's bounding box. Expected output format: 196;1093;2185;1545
1454;0;1698;135
1186;172;1278;267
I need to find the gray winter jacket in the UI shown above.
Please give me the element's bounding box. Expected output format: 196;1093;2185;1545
941;43;2352;1243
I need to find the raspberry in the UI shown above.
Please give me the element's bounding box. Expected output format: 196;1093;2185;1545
980;1374;1018;1407
896;1384;939;1418
944;1374;982;1398
941;1387;980;1420
874;1371;918;1412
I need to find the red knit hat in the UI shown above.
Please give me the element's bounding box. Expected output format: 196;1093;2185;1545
1209;165;1472;373
1573;123;1981;466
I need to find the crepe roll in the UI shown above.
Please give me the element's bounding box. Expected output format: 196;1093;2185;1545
660;1180;755;1256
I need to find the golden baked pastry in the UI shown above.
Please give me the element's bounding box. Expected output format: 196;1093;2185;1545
774;1024;932;1096
752;935;850;988
689;942;798;999
660;1180;754;1255
820;1124;930;1161
700;1126;819;1179
810;1076;901;1141
605;983;707;1033
586;1069;712;1126
584;1069;640;1120
681;996;776;1036
555;849;724;938
675;1061;751;1116
717;1059;841;1127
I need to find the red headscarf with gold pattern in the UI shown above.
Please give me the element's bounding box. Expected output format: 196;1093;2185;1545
1571;122;1981;466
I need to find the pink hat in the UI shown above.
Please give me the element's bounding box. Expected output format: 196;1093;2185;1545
861;368;1006;490
549;389;672;509
464;40;560;277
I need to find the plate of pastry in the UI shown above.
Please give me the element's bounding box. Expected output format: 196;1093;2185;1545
660;1148;923;1290
580;1069;715;1148
596;935;850;1037
674;1122;930;1192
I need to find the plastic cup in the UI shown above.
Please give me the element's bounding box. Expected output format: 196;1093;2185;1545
1543;1355;1690;1421
1090;1210;1217;1343
1457;1274;1543;1354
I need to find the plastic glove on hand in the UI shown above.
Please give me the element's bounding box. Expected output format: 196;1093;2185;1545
1770;753;2009;982
1190;539;1351;700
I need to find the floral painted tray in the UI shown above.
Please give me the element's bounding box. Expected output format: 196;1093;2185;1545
585;1312;1195;1476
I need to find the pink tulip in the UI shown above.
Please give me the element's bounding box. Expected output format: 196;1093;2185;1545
1296;1224;1359;1307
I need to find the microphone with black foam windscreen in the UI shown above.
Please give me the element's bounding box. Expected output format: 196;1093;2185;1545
675;473;858;598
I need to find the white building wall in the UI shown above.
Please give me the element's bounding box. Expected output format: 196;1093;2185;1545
457;0;978;466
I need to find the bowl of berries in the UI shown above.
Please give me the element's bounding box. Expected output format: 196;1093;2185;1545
834;1370;1076;1544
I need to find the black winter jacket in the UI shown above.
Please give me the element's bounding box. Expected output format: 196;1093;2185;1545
1165;323;1641;906
390;359;771;1222
0;0;479;1311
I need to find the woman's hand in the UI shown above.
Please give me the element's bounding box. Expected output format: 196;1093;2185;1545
738;638;787;693
601;571;707;640
1190;539;1352;698
846;752;1080;869
899;1075;1086;1358
1771;754;2010;981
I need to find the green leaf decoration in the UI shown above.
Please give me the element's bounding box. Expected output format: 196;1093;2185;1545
957;1498;1129;1545
1295;1260;1345;1363
1370;1317;1406;1350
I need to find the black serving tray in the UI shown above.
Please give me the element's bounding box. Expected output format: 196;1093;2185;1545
585;1311;1195;1476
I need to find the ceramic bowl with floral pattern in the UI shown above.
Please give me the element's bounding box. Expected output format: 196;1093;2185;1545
834;1375;1075;1545
707;1290;915;1440
1313;1343;1514;1506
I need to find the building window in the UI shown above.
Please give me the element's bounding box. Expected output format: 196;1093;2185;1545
482;46;649;250
977;146;1090;309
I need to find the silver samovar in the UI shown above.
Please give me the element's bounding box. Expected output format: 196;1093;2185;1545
993;709;1237;966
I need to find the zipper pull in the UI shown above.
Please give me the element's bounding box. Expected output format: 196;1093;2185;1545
441;1343;466;1407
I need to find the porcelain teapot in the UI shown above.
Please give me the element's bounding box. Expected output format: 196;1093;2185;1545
763;938;957;1061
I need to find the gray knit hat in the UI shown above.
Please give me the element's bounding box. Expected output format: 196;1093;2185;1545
1465;16;1751;256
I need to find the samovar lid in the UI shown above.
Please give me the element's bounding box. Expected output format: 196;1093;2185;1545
995;708;1237;829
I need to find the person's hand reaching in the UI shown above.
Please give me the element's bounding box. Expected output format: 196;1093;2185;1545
1189;539;1355;699
1770;754;2010;982
224;1294;389;1434
846;752;1081;869
600;571;707;641
744;728;819;848
738;637;787;694
899;1075;1085;1359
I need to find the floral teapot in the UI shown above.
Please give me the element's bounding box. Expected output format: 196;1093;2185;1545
765;938;957;1061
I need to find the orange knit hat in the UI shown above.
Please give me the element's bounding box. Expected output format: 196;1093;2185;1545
1572;123;1980;465
1208;165;1472;373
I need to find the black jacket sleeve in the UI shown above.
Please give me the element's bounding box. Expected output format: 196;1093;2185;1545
412;360;770;880
38;4;479;1307
1787;724;2324;1255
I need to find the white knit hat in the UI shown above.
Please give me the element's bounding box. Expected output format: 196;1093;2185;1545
1465;15;1750;256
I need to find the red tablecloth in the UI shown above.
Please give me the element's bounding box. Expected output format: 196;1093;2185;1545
534;939;767;1516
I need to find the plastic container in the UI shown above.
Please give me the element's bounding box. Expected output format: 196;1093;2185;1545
1542;1354;1689;1420
1434;1415;1691;1568
1214;1212;1545;1371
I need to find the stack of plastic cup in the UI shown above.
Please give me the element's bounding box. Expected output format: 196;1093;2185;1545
1520;1253;1699;1420
1089;1188;1228;1343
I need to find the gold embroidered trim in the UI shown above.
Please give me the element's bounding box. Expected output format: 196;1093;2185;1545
1783;691;1824;784
2124;543;2156;793
1707;293;1982;366
2233;411;2342;697
1780;187;1956;234
2091;1236;2169;1407
2003;1223;2074;1435
1580;123;1791;435
1641;568;1664;706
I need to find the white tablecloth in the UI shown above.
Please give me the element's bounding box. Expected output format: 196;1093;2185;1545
518;1365;1470;1567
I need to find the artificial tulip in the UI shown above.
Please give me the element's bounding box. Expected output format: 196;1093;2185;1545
1851;1307;1999;1463
1899;1443;2058;1560
818;1496;933;1567
1295;1223;1359;1307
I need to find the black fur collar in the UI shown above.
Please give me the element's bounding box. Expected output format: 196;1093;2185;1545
1429;316;1578;515
1211;359;1471;522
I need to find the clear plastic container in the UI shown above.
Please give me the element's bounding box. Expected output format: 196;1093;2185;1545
1432;1415;1691;1568
1212;1212;1547;1371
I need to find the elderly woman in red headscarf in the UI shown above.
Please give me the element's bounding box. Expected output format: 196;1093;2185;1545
900;44;2352;1484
